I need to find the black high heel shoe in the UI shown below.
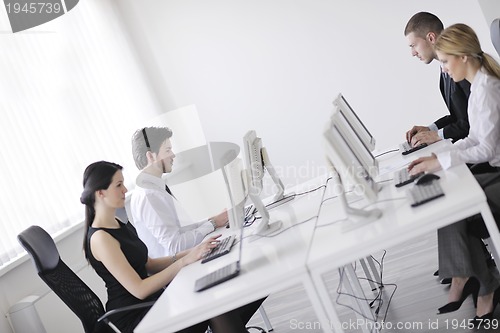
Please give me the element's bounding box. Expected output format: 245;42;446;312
437;277;480;314
472;286;500;328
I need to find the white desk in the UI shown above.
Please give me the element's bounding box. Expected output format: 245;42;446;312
136;140;500;333
375;139;453;178
307;161;500;333
135;176;331;333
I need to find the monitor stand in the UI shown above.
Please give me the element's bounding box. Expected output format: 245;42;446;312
332;168;382;219
247;175;283;236
261;147;295;209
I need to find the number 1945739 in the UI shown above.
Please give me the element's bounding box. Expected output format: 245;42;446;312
5;2;62;14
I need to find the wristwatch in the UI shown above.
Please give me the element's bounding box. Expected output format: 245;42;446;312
208;218;217;231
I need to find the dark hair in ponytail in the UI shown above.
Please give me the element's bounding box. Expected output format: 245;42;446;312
81;161;123;259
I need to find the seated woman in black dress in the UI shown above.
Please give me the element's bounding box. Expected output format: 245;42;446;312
81;161;263;333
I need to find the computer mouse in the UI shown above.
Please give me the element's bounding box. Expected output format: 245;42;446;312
415;173;440;185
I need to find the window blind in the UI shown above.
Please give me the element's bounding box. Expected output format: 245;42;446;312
0;0;160;270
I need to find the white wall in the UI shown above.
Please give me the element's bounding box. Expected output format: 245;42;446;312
114;0;496;192
479;0;500;28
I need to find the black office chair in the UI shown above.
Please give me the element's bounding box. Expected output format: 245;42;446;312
17;225;154;333
478;18;500;269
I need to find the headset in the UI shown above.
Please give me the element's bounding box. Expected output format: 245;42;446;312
142;128;151;152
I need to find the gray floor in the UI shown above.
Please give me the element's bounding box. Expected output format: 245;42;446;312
246;231;499;333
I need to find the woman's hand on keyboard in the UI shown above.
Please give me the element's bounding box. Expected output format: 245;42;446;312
184;235;222;265
408;154;441;175
210;209;229;228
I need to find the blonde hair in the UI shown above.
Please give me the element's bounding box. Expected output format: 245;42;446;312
434;23;500;80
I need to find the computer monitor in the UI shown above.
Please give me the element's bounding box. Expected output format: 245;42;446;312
221;148;282;236
323;118;382;218
194;152;246;292
243;130;295;209
331;108;379;178
243;130;264;191
333;93;376;152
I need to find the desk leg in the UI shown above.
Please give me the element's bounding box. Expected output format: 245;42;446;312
304;272;342;333
366;256;383;288
344;265;379;333
258;306;273;332
359;258;377;291
481;204;500;268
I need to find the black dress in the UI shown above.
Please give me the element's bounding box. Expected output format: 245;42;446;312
87;220;162;333
87;220;262;333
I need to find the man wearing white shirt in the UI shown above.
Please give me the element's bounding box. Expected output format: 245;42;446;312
130;126;228;258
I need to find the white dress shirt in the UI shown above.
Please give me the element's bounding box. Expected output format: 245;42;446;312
437;69;500;169
427;122;445;140
130;172;214;258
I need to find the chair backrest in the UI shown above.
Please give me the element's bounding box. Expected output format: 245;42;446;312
18;225;107;333
491;18;500;57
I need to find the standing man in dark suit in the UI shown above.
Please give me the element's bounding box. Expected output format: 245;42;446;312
403;12;472;285
404;12;471;148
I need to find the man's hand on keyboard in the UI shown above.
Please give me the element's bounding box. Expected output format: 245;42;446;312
410;130;442;147
408;154;441;175
210;209;229;228
406;125;430;143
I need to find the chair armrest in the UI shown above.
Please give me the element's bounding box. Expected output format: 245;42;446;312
97;301;156;324
469;162;497;175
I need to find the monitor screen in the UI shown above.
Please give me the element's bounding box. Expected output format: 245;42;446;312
333;93;376;151
323;119;379;203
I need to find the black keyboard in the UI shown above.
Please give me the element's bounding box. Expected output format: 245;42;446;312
408;182;445;207
394;168;424;187
401;142;428;156
201;235;236;264
194;261;240;292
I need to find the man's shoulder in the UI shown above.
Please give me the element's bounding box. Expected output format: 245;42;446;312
454;79;471;95
132;185;165;199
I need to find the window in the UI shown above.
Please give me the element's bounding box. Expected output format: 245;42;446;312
0;0;160;270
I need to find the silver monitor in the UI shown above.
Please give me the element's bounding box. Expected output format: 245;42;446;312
323;118;382;218
333;93;376;151
243;130;264;192
331;108;378;178
221;147;282;236
243;130;294;209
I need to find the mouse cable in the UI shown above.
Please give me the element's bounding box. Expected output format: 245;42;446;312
374;148;399;158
